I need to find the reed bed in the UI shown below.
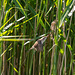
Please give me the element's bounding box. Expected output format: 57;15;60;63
0;0;75;75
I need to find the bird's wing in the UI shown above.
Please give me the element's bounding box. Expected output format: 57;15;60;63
37;43;43;52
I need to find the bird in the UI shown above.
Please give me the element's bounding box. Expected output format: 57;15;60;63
50;19;58;31
22;35;49;66
27;20;58;52
50;19;58;40
27;35;49;52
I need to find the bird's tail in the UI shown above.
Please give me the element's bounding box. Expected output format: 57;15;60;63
26;46;34;53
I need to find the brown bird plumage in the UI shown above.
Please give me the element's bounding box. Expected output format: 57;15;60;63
50;19;58;40
50;19;58;31
28;35;49;52
22;35;49;66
